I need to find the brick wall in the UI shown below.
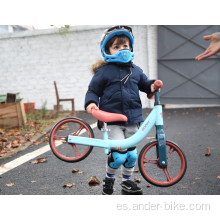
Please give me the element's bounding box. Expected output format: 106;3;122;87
0;25;157;111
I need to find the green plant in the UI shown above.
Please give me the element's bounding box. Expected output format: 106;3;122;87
50;25;70;38
41;100;47;117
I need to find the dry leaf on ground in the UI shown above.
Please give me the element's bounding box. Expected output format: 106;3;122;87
193;182;199;184
30;158;46;164
133;170;139;173
14;131;20;136
34;141;40;145
62;183;76;188
31;181;36;183
5;143;11;148
78;171;84;174
195;178;201;180
134;178;141;183
6;183;14;186
146;185;150;187
72;169;79;173
181;186;187;188
0;149;7;154
217;175;220;179
88;176;100;184
118;175;122;178
205;147;211;156
0;138;8;142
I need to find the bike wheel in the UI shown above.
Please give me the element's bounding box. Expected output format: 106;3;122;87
138;140;187;187
49;117;94;163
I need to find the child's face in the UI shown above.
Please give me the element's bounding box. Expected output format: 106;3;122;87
108;39;130;55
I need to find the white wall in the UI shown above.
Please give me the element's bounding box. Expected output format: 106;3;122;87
0;25;157;111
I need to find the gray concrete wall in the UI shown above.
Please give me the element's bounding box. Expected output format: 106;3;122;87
0;25;157;111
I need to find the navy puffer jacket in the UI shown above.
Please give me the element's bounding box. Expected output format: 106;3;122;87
84;60;155;127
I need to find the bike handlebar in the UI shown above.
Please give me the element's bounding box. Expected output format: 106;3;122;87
147;80;163;99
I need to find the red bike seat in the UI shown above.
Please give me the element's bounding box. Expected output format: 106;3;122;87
91;109;128;123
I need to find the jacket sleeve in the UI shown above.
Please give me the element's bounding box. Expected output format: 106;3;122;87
84;68;106;110
138;70;155;95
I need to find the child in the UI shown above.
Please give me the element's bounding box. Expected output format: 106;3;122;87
84;26;157;195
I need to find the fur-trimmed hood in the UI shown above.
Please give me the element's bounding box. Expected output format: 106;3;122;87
90;60;107;74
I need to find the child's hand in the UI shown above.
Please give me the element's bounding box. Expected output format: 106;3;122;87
86;103;98;114
151;83;161;93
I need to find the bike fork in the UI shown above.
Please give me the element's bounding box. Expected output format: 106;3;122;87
154;90;167;168
156;125;167;167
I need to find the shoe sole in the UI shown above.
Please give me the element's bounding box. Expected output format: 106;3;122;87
102;188;115;195
121;187;142;194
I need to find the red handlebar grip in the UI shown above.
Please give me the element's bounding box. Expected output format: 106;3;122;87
154;80;163;90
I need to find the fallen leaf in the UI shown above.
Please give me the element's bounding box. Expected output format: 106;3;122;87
78;171;84;174
88;176;100;184
0;138;8;142
26;138;35;142
195;178;201;180
62;141;66;143
62;183;76;188
193;182;199;184
30;158;46;164
0;149;7;154
59;126;66;130
5;143;11;148
205;147;211;156
217;175;220;179
91;185;98;188
72;169;79;173
133;170;139;173
146;137;155;139
146;185;150;187
34;141;40;145
31;181;36;183
11;143;20;148
134;178;141;183
181;186;187;188
118;175;122;178
6;183;14;186
14;131;20;136
0;164;5;168
0;129;5;134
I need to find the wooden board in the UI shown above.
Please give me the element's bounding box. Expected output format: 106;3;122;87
0;101;26;129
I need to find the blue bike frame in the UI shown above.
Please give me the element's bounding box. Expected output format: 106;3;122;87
67;90;167;167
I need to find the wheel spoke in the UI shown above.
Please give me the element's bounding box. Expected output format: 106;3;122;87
163;167;173;182
53;135;66;140
143;157;158;164
167;146;175;160
71;125;84;136
71;144;82;158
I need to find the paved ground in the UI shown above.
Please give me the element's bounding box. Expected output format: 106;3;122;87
0;107;220;195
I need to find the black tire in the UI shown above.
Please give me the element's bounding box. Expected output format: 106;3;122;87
138;140;187;187
49;117;94;163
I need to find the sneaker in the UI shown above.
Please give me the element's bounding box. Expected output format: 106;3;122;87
121;180;142;194
102;178;115;195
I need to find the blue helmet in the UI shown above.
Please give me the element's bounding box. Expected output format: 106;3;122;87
100;26;134;63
